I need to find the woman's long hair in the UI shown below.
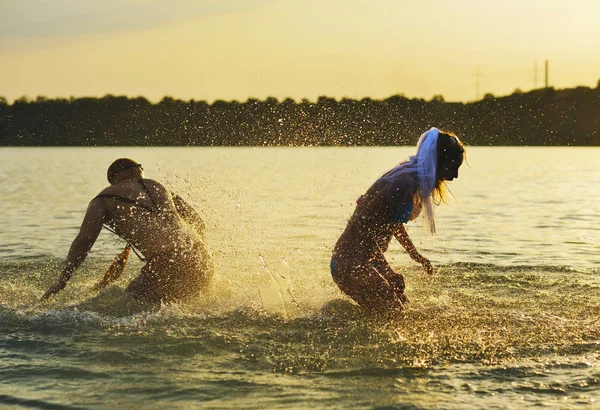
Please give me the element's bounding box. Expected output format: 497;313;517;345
432;130;466;205
379;128;465;234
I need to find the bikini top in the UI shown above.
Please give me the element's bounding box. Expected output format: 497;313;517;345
93;179;159;261
356;192;415;224
94;179;158;212
392;202;414;224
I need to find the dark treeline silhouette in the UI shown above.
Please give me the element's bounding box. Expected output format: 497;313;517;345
1;83;599;146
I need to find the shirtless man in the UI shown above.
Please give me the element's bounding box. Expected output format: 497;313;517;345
42;158;213;304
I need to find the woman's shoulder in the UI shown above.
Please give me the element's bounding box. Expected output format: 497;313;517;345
141;177;162;186
379;174;419;198
357;175;417;213
141;178;169;193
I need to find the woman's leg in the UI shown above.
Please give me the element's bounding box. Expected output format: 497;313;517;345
124;256;169;304
125;266;164;304
126;251;210;304
370;257;409;305
331;255;407;312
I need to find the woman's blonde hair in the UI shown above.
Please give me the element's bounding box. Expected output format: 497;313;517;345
431;131;465;205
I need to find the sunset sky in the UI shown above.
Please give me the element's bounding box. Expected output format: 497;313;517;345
1;0;599;103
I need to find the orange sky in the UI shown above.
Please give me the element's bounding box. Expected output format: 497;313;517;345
1;0;599;103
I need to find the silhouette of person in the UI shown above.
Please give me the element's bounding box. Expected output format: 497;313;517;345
42;158;213;304
331;128;465;312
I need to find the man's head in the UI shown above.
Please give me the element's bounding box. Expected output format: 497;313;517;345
107;158;143;184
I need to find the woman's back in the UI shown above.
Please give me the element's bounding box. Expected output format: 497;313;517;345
97;178;199;259
334;174;420;258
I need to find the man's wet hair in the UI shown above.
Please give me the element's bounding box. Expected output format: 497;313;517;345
107;158;142;184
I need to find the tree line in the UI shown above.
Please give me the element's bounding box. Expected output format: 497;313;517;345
1;83;599;147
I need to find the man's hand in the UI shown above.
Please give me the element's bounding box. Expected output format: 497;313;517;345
41;279;66;300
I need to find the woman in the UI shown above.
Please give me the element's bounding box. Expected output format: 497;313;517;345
331;128;465;312
42;158;213;304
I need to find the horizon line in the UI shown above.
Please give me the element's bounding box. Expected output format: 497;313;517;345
3;83;599;106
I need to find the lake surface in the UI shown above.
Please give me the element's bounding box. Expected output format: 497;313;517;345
1;146;599;409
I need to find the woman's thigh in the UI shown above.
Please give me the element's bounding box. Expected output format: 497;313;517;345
125;255;208;303
125;270;163;304
331;256;405;311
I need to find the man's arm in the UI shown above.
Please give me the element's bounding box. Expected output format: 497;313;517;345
171;193;206;236
393;224;434;275
42;199;106;300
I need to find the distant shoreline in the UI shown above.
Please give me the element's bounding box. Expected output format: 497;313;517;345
1;85;599;147
1;145;596;149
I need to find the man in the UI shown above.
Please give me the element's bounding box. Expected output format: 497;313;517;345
42;158;213;304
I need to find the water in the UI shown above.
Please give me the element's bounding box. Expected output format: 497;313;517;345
1;147;599;409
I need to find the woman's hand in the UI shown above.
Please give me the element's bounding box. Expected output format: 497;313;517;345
419;256;435;275
394;224;434;275
41;279;67;300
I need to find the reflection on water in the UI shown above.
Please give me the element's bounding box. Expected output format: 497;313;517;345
0;147;599;409
1;147;598;269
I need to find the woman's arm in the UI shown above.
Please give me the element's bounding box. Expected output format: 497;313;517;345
393;224;434;275
376;176;433;274
42;200;106;300
171;193;206;236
